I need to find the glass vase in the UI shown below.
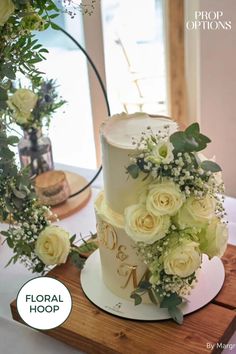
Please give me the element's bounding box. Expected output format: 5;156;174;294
18;128;54;177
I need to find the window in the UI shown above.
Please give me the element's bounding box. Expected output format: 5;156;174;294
36;4;97;169
101;0;168;116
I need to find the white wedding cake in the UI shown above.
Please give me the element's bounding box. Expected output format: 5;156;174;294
95;113;177;300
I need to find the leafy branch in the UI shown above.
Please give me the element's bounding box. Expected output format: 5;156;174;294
130;280;183;324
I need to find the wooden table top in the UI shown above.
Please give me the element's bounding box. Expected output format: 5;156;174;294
11;245;236;354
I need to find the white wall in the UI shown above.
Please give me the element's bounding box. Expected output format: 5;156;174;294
186;0;236;197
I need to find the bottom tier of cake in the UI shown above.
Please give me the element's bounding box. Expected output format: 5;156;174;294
95;192;150;302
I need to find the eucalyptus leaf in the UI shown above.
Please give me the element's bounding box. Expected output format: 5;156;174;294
160;293;182;308
168;306;183;325
169;131;186;152
35;262;45;273
197;133;211;144
70;251;85;270
138;280;151;290
78;242;98;253
70;234;76;245
12;188;27;199
7;238;14;248
185;122;200;135
130;292;142;306
201;160;222;172
127;164;140;179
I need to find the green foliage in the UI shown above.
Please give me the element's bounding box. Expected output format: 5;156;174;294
126;164;140;179
70;250;86;270
170;123;211;153
200;160;222;172
160;293;182;308
130;292;142;306
0;0;96;275
70;234;76;245
131;283;184;324
160;293;183;325
168;306;183;325
77;242;98;254
138;280;151;290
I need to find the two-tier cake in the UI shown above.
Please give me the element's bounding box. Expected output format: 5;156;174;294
86;112;227;324
95;113;177;300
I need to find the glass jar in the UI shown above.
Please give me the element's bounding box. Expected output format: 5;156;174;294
18;128;54;177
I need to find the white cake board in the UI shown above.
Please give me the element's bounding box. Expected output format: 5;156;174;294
80;250;225;321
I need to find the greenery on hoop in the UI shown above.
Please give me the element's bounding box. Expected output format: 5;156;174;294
0;0;96;273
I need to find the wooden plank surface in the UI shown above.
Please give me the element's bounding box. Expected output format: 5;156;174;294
213;244;236;310
11;245;236;354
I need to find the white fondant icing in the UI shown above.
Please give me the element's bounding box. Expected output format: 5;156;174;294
100;113;177;214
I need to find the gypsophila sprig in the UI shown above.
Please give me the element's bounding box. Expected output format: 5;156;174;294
124;121;228;324
0;129;91;273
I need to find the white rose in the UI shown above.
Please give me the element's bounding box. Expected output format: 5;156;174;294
199;218;228;259
176;195;216;229
0;0;15;26
147;140;174;165
35;226;71;265
146;180;184;216
8;89;38;125
164;239;202;278
124;203;170;244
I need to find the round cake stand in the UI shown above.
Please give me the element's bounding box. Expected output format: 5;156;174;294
80;250;225;321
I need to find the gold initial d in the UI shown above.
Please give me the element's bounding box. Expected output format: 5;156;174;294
100;222;118;250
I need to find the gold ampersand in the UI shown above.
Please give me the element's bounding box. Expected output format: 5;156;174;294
116;245;128;261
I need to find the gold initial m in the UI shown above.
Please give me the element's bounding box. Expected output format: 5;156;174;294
117;263;138;289
118;263;149;289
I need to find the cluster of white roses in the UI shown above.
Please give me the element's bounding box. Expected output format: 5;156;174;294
125;133;228;295
6;197;72;271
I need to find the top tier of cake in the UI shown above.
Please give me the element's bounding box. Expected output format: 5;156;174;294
100;113;177;214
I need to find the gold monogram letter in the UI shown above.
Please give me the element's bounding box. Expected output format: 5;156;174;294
117;264;150;290
99;222;118;250
117;263;138;289
116;245;128;261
